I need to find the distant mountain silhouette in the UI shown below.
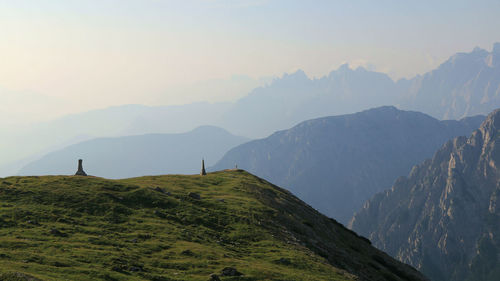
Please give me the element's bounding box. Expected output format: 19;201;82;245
217;42;500;137
399;43;500;120
212;106;484;224
3;44;500;176
350;108;500;281
0;103;231;176
218;66;399;137
19;126;248;178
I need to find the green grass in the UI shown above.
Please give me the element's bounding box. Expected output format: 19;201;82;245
0;171;355;281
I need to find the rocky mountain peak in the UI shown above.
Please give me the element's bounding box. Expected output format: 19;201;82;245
493;42;500;54
338;63;351;71
479;108;500;136
350;108;500;281
282;69;309;80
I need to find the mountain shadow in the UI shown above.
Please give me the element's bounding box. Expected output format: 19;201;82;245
213;106;484;224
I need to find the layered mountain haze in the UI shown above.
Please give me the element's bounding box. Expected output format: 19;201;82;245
2;44;499;177
19;126;248;178
0;103;231;177
213;106;484;224
350;108;500;281
219;43;500;137
218;66;399;137
1;1;499;280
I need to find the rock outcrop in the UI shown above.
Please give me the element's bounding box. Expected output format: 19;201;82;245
350;108;500;281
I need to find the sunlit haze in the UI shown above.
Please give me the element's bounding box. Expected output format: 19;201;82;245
1;0;500;124
3;2;500;279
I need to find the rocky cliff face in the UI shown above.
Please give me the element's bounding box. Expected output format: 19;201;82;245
213;106;484;224
350;108;500;281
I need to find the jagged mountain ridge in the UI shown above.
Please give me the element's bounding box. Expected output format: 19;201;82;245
218;65;399;137
3;43;500;177
212;106;484;224
350;108;500;281
0;171;427;281
400;42;500;120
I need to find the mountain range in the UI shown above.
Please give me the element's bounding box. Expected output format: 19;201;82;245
218;42;500;137
212;106;484;224
2;44;499;177
18;126;248;179
399;43;500;120
350;108;500;281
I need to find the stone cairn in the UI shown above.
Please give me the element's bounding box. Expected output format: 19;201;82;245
201;159;207;176
75;159;88;176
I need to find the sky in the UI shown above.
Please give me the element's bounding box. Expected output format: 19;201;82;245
1;0;500;125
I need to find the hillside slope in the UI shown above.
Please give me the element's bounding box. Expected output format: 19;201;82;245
213;106;484;223
18;126;248;178
350;108;500;281
0;171;426;281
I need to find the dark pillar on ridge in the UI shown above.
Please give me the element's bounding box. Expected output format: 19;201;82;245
200;159;207;176
75;159;88;176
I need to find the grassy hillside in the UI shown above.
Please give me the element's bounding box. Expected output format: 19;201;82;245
0;171;425;281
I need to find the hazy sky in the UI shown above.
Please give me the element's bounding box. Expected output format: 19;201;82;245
1;0;499;124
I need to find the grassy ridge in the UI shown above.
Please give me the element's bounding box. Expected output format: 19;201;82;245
0;171;354;281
